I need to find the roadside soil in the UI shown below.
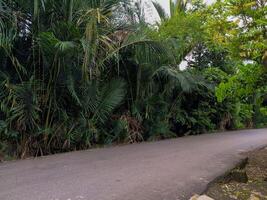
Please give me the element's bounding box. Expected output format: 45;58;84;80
206;147;267;200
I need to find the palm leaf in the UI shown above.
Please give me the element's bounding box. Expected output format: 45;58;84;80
154;66;202;93
152;1;167;21
93;79;126;124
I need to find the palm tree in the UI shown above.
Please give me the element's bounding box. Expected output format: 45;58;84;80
0;0;170;156
152;0;189;22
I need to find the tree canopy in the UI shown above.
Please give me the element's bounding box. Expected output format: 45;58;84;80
0;0;266;159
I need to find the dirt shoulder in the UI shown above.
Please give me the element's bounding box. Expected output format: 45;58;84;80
205;147;267;200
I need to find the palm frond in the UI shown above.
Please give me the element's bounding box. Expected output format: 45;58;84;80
152;1;167;21
93;79;126;124
154;66;203;93
9;78;41;131
55;41;76;53
102;31;170;65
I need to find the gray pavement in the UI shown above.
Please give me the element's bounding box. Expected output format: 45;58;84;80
0;129;267;200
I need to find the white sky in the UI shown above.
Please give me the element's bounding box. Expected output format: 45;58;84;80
143;0;216;24
153;0;215;14
154;0;169;13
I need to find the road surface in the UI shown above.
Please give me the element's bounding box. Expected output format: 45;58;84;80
0;129;267;200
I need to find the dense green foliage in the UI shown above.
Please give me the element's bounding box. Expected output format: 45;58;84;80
0;0;266;159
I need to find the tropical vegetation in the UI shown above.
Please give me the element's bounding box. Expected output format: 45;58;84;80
0;0;266;159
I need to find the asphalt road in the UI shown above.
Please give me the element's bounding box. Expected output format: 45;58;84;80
0;129;267;200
